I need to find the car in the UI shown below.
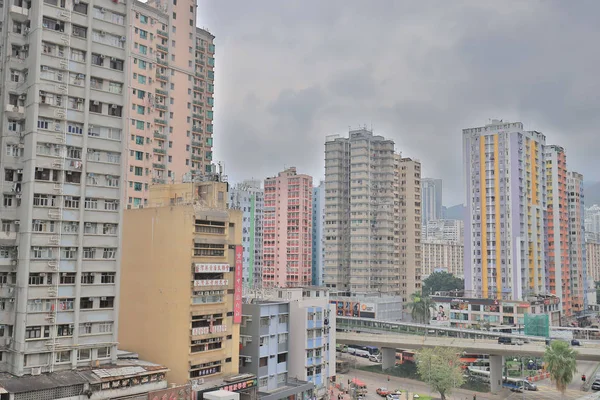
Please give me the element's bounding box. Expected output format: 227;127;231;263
498;337;511;345
369;354;382;363
376;388;390;397
571;339;582;346
386;391;402;400
591;380;600;391
514;339;524;346
521;380;538;391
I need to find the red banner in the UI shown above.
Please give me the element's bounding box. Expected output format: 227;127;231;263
233;245;243;324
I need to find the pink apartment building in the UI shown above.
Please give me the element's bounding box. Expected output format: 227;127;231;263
126;0;215;208
263;167;313;287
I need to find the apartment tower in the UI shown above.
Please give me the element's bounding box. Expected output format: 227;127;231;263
311;181;325;286
126;0;215;208
545;145;571;314
324;129;400;295
421;178;442;224
228;180;263;289
263;167;313;288
0;0;129;375
568;171;587;313
463;120;546;301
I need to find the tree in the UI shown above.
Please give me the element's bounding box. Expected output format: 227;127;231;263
422;271;464;296
544;340;578;397
416;347;465;400
407;292;436;324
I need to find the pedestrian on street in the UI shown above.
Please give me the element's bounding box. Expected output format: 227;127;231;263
473;394;476;400
387;375;390;382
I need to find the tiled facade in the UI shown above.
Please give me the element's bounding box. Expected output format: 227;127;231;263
422;239;464;278
263;168;313;288
126;1;215;208
546;145;571;315
0;0;129;376
463;120;547;301
229;180;264;289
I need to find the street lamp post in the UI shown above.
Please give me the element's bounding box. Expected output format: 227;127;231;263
513;357;525;400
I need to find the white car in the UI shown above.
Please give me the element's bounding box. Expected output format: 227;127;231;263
369;354;381;363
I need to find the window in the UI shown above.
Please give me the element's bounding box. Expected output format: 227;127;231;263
72;25;87;38
99;297;114;308
89;101;102;113
97;347;111;358
103;248;116;259
134;166;143;176
108;105;122;117
78;348;91;360
79;324;92;335
26;326;50;340
101;273;115;284
68;123;83;135
137;74;146;84
107;176;119;187
92;53;104;66
80;297;93;309
105;200;119;211
57;325;73;337
108;82;122;94
90;77;103;89
73;2;88;14
136;105;145;115
84;198;98;209
98;322;113;333
60;273;76;284
70;49;86;62
29;273;44;285
139;44;147;55
110;58;124;71
81;273;95;284
83;247;96;259
134;182;142;191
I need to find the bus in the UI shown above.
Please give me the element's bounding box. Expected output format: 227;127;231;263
336;344;348;353
347;345;379;357
466;367;538;391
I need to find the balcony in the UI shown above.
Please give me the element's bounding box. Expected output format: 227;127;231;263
193;86;203;92
196;45;204;52
155;104;167;111
156;44;168;53
192;113;203;120
153;131;167;140
192;155;202;162
152;178;166;184
155;73;168;81
157;30;169;38
5;104;25;118
153;148;166;155
154;118;167;125
193;100;203;106
152;163;166;169
192;126;202;133
155;88;168;96
156;58;168;67
10;5;29;22
191;140;202;147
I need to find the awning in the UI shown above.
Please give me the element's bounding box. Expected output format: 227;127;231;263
351;378;366;387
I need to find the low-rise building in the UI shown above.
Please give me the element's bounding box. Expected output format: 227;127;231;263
240;300;314;400
0;358;169;400
430;295;562;328
329;295;403;321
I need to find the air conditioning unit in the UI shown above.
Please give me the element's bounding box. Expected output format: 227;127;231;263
77;99;83;103
100;31;106;36
77;74;84;79
36;167;43;172
31;367;41;376
120;36;126;42
85;223;91;227
17;169;22;173
93;101;99;105
99;55;105;60
100;297;106;301
42;66;49;71
100;7;106;13
16;194;21;199
14;221;19;225
111;104;117;109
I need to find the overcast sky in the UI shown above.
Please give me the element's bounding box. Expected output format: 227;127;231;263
196;0;600;206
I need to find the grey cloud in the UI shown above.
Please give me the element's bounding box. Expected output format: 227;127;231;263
198;0;600;205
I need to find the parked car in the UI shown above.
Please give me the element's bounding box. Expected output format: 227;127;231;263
386;392;402;400
591;380;600;391
521;380;538;391
514;339;524;346
571;339;582;346
376;388;391;397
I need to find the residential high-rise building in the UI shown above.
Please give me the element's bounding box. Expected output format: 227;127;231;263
422;219;464;242
126;1;215;208
463;120;547;301
398;157;423;301
545;145;571;315
311;181;325;286
422;240;464;278
119;181;243;386
0;0;130;376
585;204;600;242
568;171;587;313
229;180;263;289
263;167;312;288
324;129;399;295
421;178;443;224
586;239;600;284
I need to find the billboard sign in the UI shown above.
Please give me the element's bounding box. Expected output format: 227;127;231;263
233;245;243;324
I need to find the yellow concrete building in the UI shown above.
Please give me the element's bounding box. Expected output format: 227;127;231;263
119;181;242;385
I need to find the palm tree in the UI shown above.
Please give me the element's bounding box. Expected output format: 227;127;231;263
544;340;578;397
407;292;436;324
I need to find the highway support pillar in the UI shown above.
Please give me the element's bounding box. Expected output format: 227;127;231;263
490;355;503;394
381;347;395;370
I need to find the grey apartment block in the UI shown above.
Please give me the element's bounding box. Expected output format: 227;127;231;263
229;180;263;288
311;181;324;286
421;178;442;224
0;1;128;375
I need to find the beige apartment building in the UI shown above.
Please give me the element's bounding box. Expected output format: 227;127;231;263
398;157;422;301
323;129;422;303
119;180;242;385
126;0;215;208
422;240;464;278
587;240;600;285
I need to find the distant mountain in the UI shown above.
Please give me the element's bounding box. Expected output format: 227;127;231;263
585;181;600;207
443;204;466;220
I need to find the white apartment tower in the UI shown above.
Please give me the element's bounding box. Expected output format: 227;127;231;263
324;128;400;295
0;0;129;375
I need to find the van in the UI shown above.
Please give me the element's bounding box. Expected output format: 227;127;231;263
369;354;381;363
498;337;512;345
355;349;370;358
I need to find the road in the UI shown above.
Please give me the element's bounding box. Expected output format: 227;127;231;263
338;332;600;361
336;352;598;400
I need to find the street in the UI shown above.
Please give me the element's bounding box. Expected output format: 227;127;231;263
335;352;599;400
